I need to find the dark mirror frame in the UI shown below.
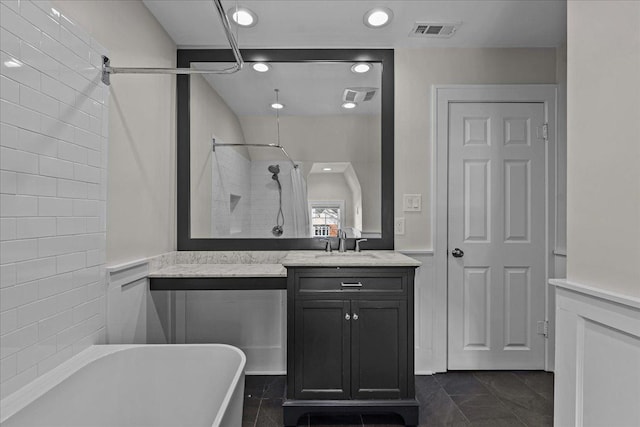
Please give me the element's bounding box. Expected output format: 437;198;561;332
177;49;394;250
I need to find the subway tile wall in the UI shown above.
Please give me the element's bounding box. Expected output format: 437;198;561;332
0;0;108;398
210;153;299;238
250;160;296;238
211;147;251;237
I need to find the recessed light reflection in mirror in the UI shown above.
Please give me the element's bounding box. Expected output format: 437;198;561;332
252;62;270;72
351;63;372;73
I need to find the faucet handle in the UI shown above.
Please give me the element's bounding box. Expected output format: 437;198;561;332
355;238;368;252
320;238;332;252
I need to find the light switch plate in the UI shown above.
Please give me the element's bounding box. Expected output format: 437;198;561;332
394;218;405;235
403;194;422;212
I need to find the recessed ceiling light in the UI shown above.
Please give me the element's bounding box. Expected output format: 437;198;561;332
271;103;284;110
364;7;393;28
342;102;357;109
351;63;372;74
322;167;333;171
228;6;257;27
252;62;270;72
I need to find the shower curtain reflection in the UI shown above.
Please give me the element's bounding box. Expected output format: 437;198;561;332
206;149;309;238
291;167;310;238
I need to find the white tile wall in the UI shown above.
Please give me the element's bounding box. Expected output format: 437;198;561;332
211;148;251;236
209;152;300;238
249;160;296;238
0;0;108;399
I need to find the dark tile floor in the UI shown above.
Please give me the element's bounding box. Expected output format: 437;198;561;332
242;371;554;427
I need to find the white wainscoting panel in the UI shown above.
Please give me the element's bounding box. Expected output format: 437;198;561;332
552;280;640;427
159;289;286;374
400;251;444;374
106;260;148;344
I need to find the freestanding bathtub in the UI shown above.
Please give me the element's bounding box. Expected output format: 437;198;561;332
0;344;246;427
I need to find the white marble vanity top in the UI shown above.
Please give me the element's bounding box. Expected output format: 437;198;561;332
282;250;421;267
147;250;420;279
148;263;287;278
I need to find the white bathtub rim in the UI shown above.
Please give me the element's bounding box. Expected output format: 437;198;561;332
0;344;247;426
208;344;247;427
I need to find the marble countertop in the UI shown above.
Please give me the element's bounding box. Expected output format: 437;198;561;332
148;263;287;278
281;250;422;267
147;251;420;278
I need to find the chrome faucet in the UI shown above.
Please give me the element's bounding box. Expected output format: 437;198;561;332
338;229;347;253
320;238;332;252
355;238;368;252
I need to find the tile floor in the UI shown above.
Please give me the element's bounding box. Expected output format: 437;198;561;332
242;371;553;427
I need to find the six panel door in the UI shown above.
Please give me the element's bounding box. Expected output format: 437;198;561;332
447;102;546;370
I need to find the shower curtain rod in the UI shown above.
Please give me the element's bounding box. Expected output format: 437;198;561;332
212;141;299;169
101;0;243;85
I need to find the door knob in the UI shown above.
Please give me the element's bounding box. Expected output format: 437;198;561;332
452;248;464;258
352;313;359;320
345;313;351;321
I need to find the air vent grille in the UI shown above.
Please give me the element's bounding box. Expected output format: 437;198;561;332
363;91;376;102
343;87;377;103
410;22;461;38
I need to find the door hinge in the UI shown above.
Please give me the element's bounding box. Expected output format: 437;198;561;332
542;123;549;142
537;320;549;338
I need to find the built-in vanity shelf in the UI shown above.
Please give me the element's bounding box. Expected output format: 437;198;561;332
148;263;287;290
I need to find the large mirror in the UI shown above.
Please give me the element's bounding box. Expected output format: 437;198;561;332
177;49;393;250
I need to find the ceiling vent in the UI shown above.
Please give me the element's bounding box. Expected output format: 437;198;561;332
343;87;378;103
410;22;461;38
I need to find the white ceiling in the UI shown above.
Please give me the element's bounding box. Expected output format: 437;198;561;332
143;0;567;49
143;0;566;116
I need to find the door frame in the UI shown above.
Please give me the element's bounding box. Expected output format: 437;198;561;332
432;85;558;371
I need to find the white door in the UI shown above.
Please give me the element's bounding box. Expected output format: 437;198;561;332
447;102;546;369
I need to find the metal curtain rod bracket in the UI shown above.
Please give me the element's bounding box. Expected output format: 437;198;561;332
212;140;299;169
101;0;243;86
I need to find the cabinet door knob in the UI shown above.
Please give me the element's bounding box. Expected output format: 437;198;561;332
345;313;351;321
352;313;359;320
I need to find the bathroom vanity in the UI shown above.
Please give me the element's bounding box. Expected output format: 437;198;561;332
146;250;420;425
281;252;420;426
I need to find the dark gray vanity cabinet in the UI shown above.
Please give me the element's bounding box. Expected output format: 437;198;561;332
284;267;419;426
351;299;408;399
293;299;351;399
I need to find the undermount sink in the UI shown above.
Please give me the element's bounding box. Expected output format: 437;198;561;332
314;252;380;259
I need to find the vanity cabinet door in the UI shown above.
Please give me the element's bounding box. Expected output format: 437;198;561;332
351;300;407;399
294;299;351;399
